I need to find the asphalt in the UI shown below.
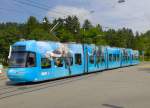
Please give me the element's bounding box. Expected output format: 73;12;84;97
0;62;150;108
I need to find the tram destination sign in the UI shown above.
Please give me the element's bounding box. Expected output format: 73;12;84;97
12;46;26;51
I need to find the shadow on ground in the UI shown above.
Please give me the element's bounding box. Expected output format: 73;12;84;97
102;104;124;108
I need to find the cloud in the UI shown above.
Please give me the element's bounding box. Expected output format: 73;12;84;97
47;5;92;23
47;0;150;33
1;0;150;33
89;0;150;33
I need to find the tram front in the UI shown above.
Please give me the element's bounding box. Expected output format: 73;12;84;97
7;40;38;83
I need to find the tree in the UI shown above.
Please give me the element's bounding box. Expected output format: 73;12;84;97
82;19;93;30
26;16;39;34
0;15;150;65
65;16;80;33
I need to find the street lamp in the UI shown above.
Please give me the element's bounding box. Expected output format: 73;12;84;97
118;0;125;3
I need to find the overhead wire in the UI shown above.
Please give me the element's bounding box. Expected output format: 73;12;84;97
13;0;69;17
0;7;30;15
26;0;74;15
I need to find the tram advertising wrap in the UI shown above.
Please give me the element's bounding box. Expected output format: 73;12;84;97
7;40;140;83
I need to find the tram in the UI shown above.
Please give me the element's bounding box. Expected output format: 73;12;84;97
7;40;140;83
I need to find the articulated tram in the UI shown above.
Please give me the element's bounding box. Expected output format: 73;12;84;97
7;40;139;83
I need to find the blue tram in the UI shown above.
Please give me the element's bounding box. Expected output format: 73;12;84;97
7;40;140;83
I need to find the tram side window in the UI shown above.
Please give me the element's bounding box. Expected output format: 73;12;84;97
136;56;139;60
27;53;36;67
124;56;126;61
102;56;105;62
54;58;63;67
117;54;120;61
109;54;113;62
123;56;126;61
96;56;100;63
127;56;130;61
113;54;116;61
75;54;82;65
41;58;51;68
90;56;94;64
134;56;136;60
127;56;129;61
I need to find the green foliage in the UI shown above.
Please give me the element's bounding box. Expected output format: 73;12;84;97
27;28;58;41
26;16;40;34
0;15;150;65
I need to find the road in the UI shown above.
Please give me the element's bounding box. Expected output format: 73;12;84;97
0;62;150;108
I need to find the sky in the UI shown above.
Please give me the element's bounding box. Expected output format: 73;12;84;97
0;0;150;33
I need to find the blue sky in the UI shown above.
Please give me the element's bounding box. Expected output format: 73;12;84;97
1;0;150;33
0;0;91;22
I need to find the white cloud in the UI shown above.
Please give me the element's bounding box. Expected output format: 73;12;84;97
47;5;92;23
90;0;150;33
46;0;150;33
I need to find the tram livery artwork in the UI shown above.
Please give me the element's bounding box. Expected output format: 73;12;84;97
7;40;140;83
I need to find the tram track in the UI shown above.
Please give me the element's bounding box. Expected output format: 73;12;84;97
0;72;98;100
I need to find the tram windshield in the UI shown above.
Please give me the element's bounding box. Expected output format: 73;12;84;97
9;52;36;68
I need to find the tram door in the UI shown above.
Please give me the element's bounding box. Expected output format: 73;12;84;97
52;57;69;78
